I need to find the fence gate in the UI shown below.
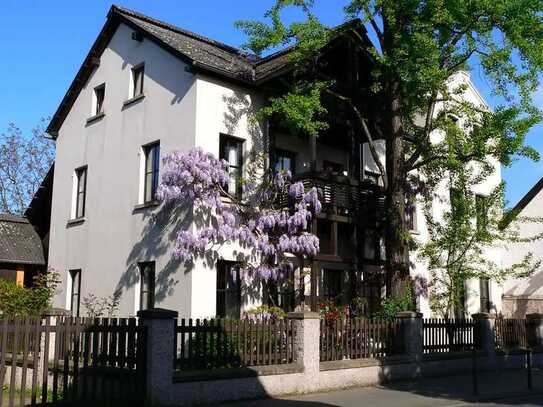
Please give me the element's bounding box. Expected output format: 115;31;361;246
0;316;147;406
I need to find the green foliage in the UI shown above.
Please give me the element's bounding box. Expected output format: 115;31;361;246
257;81;330;136
374;285;414;321
0;271;61;317
420;175;543;317
238;0;543;299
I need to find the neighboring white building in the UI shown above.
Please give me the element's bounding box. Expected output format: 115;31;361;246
502;178;543;317
46;6;502;319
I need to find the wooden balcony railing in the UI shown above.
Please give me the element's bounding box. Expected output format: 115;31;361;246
279;172;385;219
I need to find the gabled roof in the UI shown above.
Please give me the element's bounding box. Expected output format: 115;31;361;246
46;5;371;138
0;214;45;266
502;176;543;228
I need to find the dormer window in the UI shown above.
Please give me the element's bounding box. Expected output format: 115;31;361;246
132;64;144;98
93;84;105;116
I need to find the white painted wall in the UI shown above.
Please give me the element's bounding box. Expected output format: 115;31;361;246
49;23;197;317
503;185;543;314
189;74;266;318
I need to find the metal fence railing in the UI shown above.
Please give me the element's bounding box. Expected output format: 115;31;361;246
422;318;474;354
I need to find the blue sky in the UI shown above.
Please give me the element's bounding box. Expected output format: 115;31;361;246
1;0;542;207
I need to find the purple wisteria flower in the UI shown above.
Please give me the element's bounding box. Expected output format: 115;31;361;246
158;148;322;280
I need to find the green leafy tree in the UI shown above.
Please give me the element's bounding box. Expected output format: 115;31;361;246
237;0;543;300
420;164;543;317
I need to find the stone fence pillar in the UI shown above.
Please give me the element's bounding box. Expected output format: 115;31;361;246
472;313;495;355
396;311;423;360
526;313;543;349
472;312;496;370
137;308;178;406
287;311;320;391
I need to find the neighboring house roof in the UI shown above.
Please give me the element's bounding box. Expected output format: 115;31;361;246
502;176;543;228
0;214;46;266
25;164;54;241
46;5;370;138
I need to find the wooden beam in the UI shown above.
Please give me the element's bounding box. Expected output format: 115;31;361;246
310;134;317;172
16;269;24;287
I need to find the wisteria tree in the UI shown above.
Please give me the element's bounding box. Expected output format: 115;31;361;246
157;148;321;307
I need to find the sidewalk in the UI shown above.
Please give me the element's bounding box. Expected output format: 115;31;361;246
219;368;543;406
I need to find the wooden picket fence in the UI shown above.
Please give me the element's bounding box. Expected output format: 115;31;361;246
494;318;534;350
174;318;296;370
422;318;474;354
319;318;402;362
0;316;147;407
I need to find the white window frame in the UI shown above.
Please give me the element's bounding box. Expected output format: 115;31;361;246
70;166;87;220
129;63;145;99
92;83;105;116
138;141;160;204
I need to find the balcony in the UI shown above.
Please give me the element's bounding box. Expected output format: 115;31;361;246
280;172;385;221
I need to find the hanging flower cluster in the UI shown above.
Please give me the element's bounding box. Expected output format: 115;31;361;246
157;147;321;280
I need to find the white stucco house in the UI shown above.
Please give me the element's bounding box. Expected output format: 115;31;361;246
46;6;503;319
502;178;543;317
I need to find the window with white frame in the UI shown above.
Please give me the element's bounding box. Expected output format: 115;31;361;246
219;134;243;199
131;64;144;98
141;142;160;203
73;166;87;219
69;269;81;317
274;149;296;175
93;84;105;116
216;260;241;319
139;262;155;311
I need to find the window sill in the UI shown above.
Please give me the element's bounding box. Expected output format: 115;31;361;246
66;217;85;227
85;112;105;125
133;200;160;212
122;93;146;109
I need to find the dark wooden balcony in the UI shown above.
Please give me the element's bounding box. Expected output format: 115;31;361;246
279;172;385;222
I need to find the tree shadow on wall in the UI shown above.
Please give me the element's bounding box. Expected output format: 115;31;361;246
118;203;192;306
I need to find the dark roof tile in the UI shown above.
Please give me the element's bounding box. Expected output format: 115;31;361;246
0;215;45;265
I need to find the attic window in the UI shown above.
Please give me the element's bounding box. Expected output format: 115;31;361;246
93;84;105;116
132;64;145;98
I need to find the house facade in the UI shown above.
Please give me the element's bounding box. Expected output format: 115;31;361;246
502;178;543;317
46;6;503;319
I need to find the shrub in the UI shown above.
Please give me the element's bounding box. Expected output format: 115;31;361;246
81;290;122;318
0;270;61;317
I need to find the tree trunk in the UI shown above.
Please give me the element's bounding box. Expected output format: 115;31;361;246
384;79;411;299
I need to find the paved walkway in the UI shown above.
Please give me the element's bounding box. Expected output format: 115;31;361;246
219;369;543;406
